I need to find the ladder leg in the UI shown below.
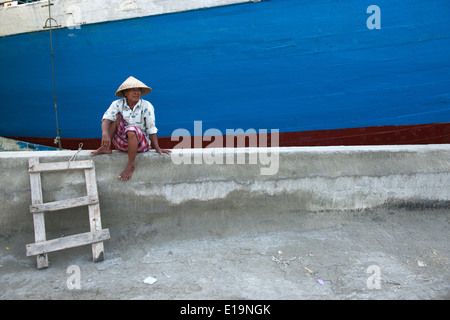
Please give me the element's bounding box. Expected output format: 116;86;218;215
92;242;105;262
33;213;49;269
85;167;105;262
29;157;49;269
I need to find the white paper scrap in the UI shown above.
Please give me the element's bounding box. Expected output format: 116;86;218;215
143;276;157;285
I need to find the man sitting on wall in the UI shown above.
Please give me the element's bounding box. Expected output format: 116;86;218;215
90;76;171;180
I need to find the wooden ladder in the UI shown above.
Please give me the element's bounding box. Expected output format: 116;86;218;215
26;157;110;269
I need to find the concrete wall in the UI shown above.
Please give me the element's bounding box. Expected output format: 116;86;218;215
1;145;449;242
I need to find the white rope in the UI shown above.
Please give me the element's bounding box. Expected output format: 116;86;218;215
68;143;83;163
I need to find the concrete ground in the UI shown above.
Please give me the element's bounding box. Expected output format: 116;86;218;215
1;207;448;300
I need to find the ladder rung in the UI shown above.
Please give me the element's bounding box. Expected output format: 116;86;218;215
29;195;98;213
28;160;94;173
26;229;110;257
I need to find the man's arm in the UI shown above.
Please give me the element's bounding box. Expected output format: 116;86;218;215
149;133;171;155
101;119;115;149
100;100;121;149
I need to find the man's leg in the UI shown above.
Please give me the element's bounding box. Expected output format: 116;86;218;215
118;130;138;180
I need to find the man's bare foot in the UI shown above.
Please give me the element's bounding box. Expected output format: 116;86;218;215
90;146;112;156
118;163;135;180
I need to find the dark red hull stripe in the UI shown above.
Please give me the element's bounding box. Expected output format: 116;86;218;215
7;123;450;151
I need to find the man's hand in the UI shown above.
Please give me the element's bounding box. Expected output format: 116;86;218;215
155;148;171;155
149;133;171;155
101;133;112;150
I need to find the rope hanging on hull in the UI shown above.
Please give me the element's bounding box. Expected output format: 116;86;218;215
43;0;62;150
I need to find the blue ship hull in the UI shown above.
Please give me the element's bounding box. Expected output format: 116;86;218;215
1;0;449;149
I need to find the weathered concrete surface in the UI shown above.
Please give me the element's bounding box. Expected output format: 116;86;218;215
1;208;449;300
1;145;449;234
0;145;449;300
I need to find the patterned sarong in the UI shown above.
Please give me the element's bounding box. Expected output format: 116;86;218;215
112;113;150;153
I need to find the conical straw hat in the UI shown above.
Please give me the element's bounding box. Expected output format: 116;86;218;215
115;76;152;97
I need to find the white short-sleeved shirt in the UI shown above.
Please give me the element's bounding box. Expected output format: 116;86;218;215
102;98;158;139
